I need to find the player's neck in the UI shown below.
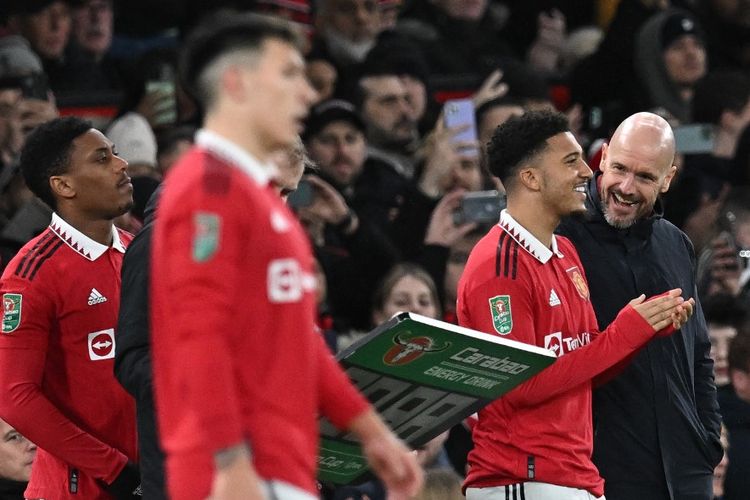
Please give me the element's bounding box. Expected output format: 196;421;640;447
203;113;273;164
505;199;559;249
56;210;114;246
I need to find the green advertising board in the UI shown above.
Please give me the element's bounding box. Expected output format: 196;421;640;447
318;312;556;484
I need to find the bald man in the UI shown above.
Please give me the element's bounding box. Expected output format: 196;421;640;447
558;113;723;500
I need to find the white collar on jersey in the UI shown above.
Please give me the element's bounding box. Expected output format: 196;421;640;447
195;129;279;185
498;209;564;264
49;213;126;261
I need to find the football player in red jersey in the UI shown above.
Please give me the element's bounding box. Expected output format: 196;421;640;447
0;116;141;499
150;12;422;500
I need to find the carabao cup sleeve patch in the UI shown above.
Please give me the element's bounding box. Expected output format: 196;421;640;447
2;293;22;333
192;212;221;262
489;295;512;335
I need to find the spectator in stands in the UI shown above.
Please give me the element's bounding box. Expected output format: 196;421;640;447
53;0;121;93
113;48;196;134
713;425;729;500
395;0;560;79
696;188;750;301
5;0;72;92
300;99;402;331
476;97;524;159
371;262;441;324
155;125;195;175
355;71;420;179
634;9;708;123
305;55;337;104
724;327;750;499
666;71;750;235
70;0;111;61
729;329;750;403
361;32;438;135
0;36;57;265
0;418;35;500
310;0;381;71
692;0;750;70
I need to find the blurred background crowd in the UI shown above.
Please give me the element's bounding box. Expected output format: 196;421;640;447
0;0;750;499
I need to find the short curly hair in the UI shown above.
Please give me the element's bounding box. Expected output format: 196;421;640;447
487;110;570;191
20;117;92;210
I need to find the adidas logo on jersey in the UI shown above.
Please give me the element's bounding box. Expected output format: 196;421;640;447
87;288;107;306
549;289;561;307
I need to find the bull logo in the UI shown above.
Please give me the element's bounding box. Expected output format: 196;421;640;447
383;332;451;366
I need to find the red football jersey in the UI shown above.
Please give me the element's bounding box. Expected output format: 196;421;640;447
0;214;136;499
150;131;369;499
458;210;658;496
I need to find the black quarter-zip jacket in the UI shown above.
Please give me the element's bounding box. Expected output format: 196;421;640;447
556;172;723;500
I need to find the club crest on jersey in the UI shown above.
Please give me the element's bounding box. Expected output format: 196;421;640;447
489;295;512;335
383;332;451;366
566;266;589;300
2;294;21;333
192;212;221;262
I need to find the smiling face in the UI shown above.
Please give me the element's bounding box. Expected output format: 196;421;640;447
599;114;677;229
533;131;592;218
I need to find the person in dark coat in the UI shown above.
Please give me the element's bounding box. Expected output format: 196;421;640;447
557;112;723;500
114;186;166;500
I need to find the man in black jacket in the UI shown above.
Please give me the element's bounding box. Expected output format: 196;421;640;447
557;112;723;500
114;186;165;500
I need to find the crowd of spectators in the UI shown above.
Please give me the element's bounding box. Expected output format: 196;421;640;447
1;0;750;499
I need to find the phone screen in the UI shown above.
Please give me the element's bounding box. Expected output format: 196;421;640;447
674;124;715;154
443;98;479;158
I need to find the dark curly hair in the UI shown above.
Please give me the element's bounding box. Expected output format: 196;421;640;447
20;116;92;210
487;110;570;191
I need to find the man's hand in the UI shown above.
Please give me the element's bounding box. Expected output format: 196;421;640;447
349;410;423;500
418;120;479;199
627;288;693;334
208;445;264;500
423;189;477;247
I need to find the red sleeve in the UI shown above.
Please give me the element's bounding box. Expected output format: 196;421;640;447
0;279;127;483
316;332;370;429
151;191;246;454
461;274;657;408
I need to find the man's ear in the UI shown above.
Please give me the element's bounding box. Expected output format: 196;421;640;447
660;165;678;193
49;175;75;202
221;65;247;102
518;167;540;192
598;142;609;171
